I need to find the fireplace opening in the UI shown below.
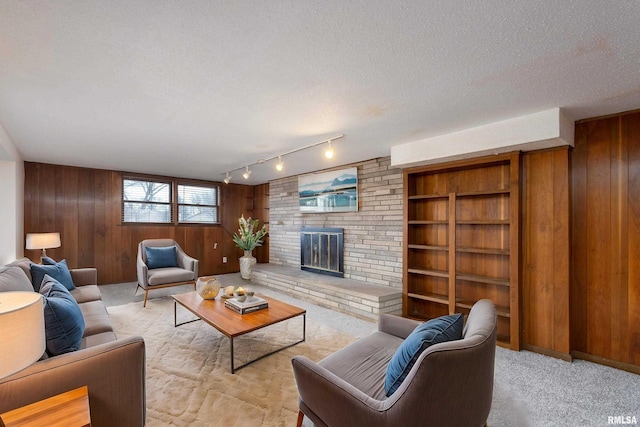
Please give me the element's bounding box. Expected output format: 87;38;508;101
300;227;344;277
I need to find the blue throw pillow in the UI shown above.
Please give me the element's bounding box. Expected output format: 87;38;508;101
145;246;178;269
39;275;85;356
385;313;464;396
30;259;75;292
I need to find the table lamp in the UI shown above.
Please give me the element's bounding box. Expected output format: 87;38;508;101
0;292;46;379
26;232;61;263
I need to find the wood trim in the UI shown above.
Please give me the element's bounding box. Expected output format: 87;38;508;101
575;107;640;124
509;151;521;350
448;192;456;314
571;351;640;375
404;152;519;175
522;343;572;362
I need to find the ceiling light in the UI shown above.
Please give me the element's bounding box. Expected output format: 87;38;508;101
324;140;334;159
223;172;231;184
275;156;284;172
242;166;251;180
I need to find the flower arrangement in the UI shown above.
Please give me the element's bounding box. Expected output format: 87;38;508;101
232;215;267;252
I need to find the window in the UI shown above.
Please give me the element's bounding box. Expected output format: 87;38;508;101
122;178;172;223
122;177;220;225
177;184;219;224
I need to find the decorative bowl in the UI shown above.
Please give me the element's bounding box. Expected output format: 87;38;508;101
196;276;220;300
234;292;247;302
223;285;235;298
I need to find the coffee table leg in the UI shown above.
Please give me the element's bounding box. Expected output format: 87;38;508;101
230;313;306;374
230;337;235;374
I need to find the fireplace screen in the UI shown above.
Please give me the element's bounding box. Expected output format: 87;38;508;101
300;227;344;277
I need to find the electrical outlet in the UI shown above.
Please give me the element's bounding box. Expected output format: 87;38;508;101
222;256;227;263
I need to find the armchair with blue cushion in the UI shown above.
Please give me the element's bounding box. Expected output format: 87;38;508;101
291;299;497;427
136;239;199;307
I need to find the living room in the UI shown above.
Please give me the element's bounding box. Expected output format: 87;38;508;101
1;2;639;426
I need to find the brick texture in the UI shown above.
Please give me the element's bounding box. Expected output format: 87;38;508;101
268;157;403;289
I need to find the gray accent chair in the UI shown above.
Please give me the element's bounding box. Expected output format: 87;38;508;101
136;239;199;307
291;299;497;427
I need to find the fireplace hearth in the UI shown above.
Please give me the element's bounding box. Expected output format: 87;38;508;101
300;227;344;277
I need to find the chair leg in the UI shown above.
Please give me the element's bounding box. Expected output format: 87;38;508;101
143;290;149;308
296;410;304;427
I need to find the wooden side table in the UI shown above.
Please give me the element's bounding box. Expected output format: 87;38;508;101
0;386;91;427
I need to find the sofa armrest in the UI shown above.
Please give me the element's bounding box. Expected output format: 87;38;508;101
70;268;97;287
292;355;386;427
0;336;146;427
378;314;421;339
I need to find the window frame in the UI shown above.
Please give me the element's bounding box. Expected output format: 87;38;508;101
121;176;174;225
176;181;220;225
121;175;221;226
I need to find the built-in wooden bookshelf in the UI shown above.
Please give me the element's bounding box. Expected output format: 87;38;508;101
403;152;520;350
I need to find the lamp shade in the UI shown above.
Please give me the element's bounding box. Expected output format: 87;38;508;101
26;232;61;250
0;292;46;379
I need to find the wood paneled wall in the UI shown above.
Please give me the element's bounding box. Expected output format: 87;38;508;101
572;111;640;368
23;162;269;285
521;147;571;359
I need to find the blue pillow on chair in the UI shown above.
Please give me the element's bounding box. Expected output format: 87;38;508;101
31;258;75;292
385;313;464;396
145;246;178;269
39;275;85;356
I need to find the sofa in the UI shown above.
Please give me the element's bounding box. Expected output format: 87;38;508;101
292;299;497;427
0;258;146;427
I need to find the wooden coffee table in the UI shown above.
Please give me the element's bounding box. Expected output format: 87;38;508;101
172;291;306;373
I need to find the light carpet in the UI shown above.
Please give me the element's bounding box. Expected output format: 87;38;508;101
108;297;355;427
109;295;640;427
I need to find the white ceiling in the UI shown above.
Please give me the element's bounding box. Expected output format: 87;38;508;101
0;1;639;184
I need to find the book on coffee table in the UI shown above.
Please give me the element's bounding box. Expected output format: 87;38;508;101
224;296;269;314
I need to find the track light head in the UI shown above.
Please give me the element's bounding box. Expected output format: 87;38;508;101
242;166;251;180
324;140;334;159
275;155;284;172
223;172;231;184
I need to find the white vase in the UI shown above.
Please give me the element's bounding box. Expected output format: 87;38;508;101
239;250;256;280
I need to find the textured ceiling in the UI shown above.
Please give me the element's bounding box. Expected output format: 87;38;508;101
0;1;639;183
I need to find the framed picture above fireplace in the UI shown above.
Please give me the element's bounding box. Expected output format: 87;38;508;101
298;167;358;213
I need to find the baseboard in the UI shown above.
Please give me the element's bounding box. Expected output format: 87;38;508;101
571;351;640;375
522;344;573;362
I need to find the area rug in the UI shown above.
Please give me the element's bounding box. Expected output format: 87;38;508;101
108;297;356;427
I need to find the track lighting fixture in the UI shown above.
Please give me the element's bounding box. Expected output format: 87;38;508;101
242;166;251;180
324;141;334;159
221;134;344;183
